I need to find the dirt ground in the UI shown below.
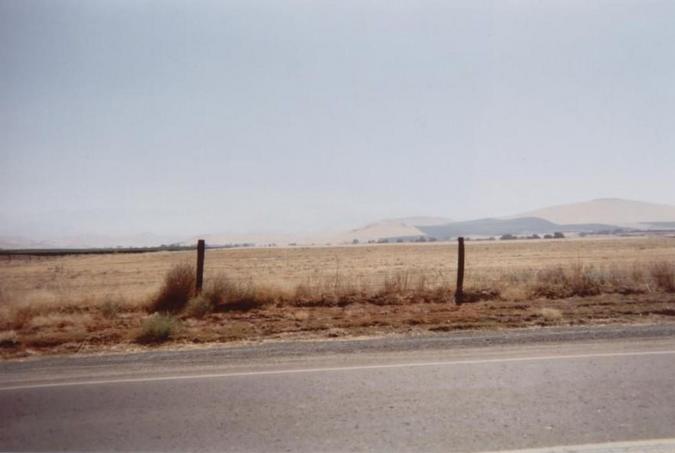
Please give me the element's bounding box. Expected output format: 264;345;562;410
3;292;675;358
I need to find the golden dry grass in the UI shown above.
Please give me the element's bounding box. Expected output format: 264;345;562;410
1;236;674;357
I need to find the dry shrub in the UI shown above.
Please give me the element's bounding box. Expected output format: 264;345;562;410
100;295;124;319
530;266;570;298
499;285;530;301
202;275;231;306
184;295;213;318
650;261;675;292
630;264;646;285
290;274;375;307
603;265;646;295
530;264;602;298
136;314;179;344
383;271;412;293
150;264;195;313
567;264;603;297
203;275;276;311
461;287;501;303
222;283;279;311
294;283;314;302
430;285;453;303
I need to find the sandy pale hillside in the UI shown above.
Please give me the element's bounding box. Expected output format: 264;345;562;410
516;198;675;226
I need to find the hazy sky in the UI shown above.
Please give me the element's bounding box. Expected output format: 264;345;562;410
2;0;675;238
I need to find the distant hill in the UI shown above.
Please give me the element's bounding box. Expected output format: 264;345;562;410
382;216;453;227
515;198;675;227
336;221;425;243
417;217;620;239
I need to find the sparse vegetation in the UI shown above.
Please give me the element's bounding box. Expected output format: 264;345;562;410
136;314;179;344
184;295;213;318
650;261;675;292
100;295;123;319
1;237;674;357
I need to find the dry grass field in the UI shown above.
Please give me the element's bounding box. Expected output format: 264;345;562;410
1;236;675;357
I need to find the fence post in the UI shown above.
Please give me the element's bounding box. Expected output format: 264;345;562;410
196;239;205;294
455;237;465;304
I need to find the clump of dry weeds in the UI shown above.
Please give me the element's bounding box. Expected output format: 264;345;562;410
526;261;675;299
100;295;125;319
150;263;195;313
530;264;606;299
650;261;675;292
136;314;180;344
184;295;213;318
212;277;280;311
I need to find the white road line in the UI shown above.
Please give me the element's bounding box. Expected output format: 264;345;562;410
478;437;675;452
2;349;674;392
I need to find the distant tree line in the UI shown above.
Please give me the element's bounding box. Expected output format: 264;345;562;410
500;232;565;240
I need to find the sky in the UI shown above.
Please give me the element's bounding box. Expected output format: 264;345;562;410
2;0;675;239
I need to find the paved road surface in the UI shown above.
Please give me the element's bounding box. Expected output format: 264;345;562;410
2;325;675;452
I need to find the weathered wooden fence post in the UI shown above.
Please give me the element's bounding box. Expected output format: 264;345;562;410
196;239;205;294
455;237;465;304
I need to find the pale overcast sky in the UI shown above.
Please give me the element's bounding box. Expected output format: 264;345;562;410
1;0;674;238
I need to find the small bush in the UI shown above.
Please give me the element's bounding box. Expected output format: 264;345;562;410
136;314;179;344
530;266;572;298
567;264;602;297
650;262;675;292
220;281;274;311
202;275;231;306
150;264;196;313
184;295;213;318
201;275;274;312
100;296;123;319
530;264;602;298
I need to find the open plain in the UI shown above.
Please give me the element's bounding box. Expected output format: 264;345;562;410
1;236;674;357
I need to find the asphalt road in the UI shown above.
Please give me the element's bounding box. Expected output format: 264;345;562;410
2;324;675;452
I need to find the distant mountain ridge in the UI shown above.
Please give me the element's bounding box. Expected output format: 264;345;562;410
415;199;675;240
2;198;674;249
417;217;621;240
514;198;675;226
